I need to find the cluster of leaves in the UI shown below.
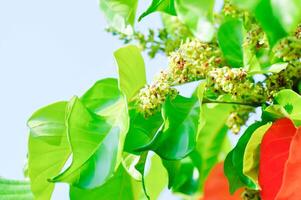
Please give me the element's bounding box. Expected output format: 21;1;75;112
1;0;301;200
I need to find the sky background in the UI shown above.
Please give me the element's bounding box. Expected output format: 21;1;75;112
0;0;226;199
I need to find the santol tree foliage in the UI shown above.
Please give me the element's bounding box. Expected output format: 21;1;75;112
1;0;301;199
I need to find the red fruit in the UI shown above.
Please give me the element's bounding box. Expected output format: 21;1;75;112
259;118;297;200
202;162;242;200
276;128;301;200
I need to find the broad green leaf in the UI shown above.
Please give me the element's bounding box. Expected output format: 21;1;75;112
69;165;140;200
196;103;233;191
139;0;176;21
224;122;263;193
114;45;147;101
218;19;244;68
53;95;129;189
174;0;215;42
248;62;288;75
124;109;163;153
122;153;142;181
99;0;138;32
163;152;200;195
264;89;301;126
254;0;287;46
27;102;71;200
243;123;272;186
0;178;33;200
271;0;301;33
143;154;168;199
231;0;260;10
81;78;121;114
52;97;111;188
139;94;200;160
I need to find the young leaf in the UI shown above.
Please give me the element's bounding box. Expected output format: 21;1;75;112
224;122;263;193
69;165;140;200
243;123;272;186
174;0;215;42
81;78;121;114
254;0;287;46
196;103;233;190
259;118;296;200
124;109;163;153
143;154;168;199
99;0;138;32
138;94;200;160
217;19;244;68
139;0;176;21
163;153;200;195
203;163;243;200
27;102;71;200
114;45;147;101
271;0;301;33
274;89;301;125
52;95;129;189
0;178;33;200
51;97;110;187
275;127;301;200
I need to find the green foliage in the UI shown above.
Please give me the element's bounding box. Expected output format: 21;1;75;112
99;0;138;32
174;0;215;41
218;19;244;67
224;122;263;193
0;178;33;200
196;103;233;189
28;102;70;200
139;0;176;21
4;0;301;199
264;89;301;125
243;123;272;186
70;165;140;200
114;45;147;101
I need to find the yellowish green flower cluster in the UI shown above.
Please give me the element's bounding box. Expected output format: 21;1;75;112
138;39;223;116
244;23;269;51
168;39;223;84
207;67;266;103
137;71;178;117
242;188;261;200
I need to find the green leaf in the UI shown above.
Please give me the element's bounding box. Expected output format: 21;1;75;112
99;0;138;32
27;102;71;200
139;94;200;160
51;97;111;188
224;122;263;193
139;0;176;21
218;19;244;68
124;109;163;153
69;165;140;200
254;0;287;46
53;95;129;189
196;103;233;191
231;0;260;10
248;62;288;75
243;123;272;186
143;154;168;199
273;89;301;125
0;178;33;200
174;0;215;42
81;78;121;114
163;152;201;195
271;0;301;33
114;45;147;101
